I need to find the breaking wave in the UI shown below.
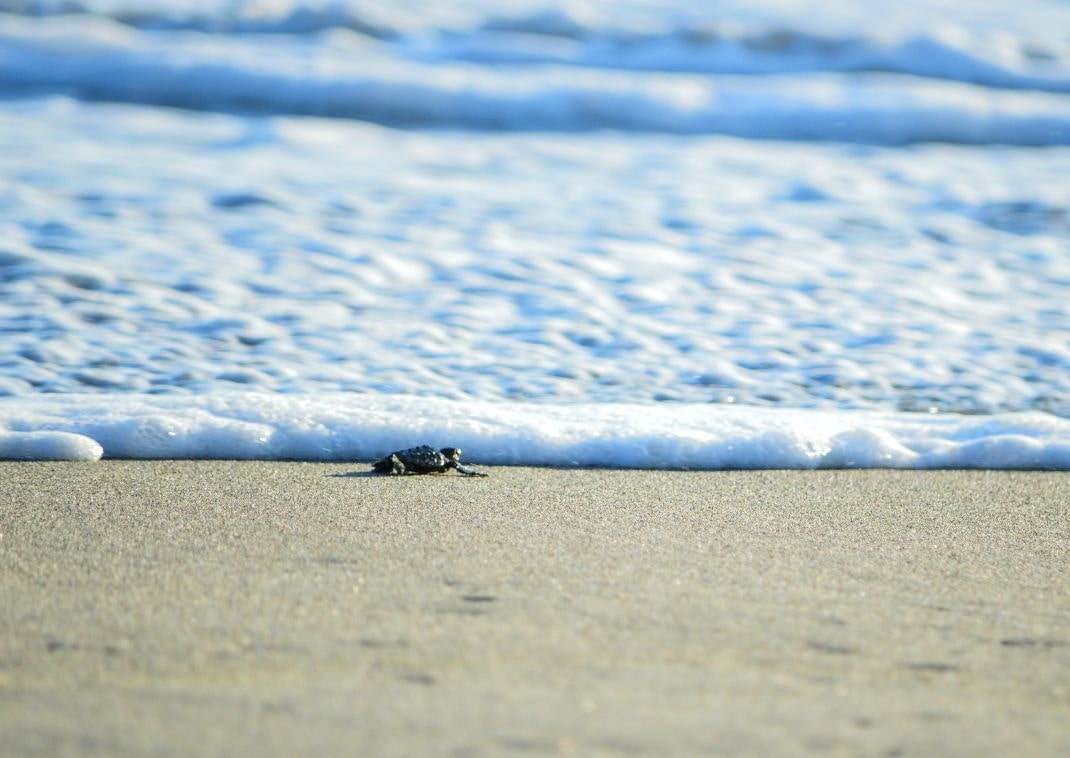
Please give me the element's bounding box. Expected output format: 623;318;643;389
2;8;1070;143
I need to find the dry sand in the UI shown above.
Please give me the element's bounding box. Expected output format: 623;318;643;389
1;462;1068;756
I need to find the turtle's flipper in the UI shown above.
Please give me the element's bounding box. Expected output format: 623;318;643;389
372;454;407;475
454;464;488;477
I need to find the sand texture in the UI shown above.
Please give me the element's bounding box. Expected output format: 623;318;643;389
1;462;1068;756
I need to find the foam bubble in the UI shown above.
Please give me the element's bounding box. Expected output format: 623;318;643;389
0;430;103;461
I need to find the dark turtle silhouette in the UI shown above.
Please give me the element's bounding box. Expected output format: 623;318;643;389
372;445;488;477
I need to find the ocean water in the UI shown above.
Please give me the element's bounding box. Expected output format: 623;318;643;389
1;0;1069;467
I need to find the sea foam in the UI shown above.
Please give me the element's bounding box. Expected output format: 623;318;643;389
1;394;1068;469
2;98;1068;418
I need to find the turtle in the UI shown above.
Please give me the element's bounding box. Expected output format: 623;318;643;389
371;445;488;477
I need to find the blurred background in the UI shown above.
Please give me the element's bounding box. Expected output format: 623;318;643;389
1;0;1068;418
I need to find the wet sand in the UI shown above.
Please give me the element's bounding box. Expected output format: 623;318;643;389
1;462;1068;756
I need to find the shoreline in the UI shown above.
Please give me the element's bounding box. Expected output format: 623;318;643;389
2;463;1068;755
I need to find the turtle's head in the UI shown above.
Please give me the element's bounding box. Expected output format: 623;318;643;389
441;447;462;461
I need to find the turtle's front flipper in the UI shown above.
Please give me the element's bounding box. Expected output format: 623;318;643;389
454;464;488;477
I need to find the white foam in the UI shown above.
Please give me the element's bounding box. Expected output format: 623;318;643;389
0;393;1067;468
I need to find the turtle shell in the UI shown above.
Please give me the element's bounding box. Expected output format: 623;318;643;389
394;445;451;472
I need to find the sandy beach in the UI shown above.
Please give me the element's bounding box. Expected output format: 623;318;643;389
1;462;1067;756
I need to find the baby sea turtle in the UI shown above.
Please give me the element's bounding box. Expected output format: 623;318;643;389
372;445;488;477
